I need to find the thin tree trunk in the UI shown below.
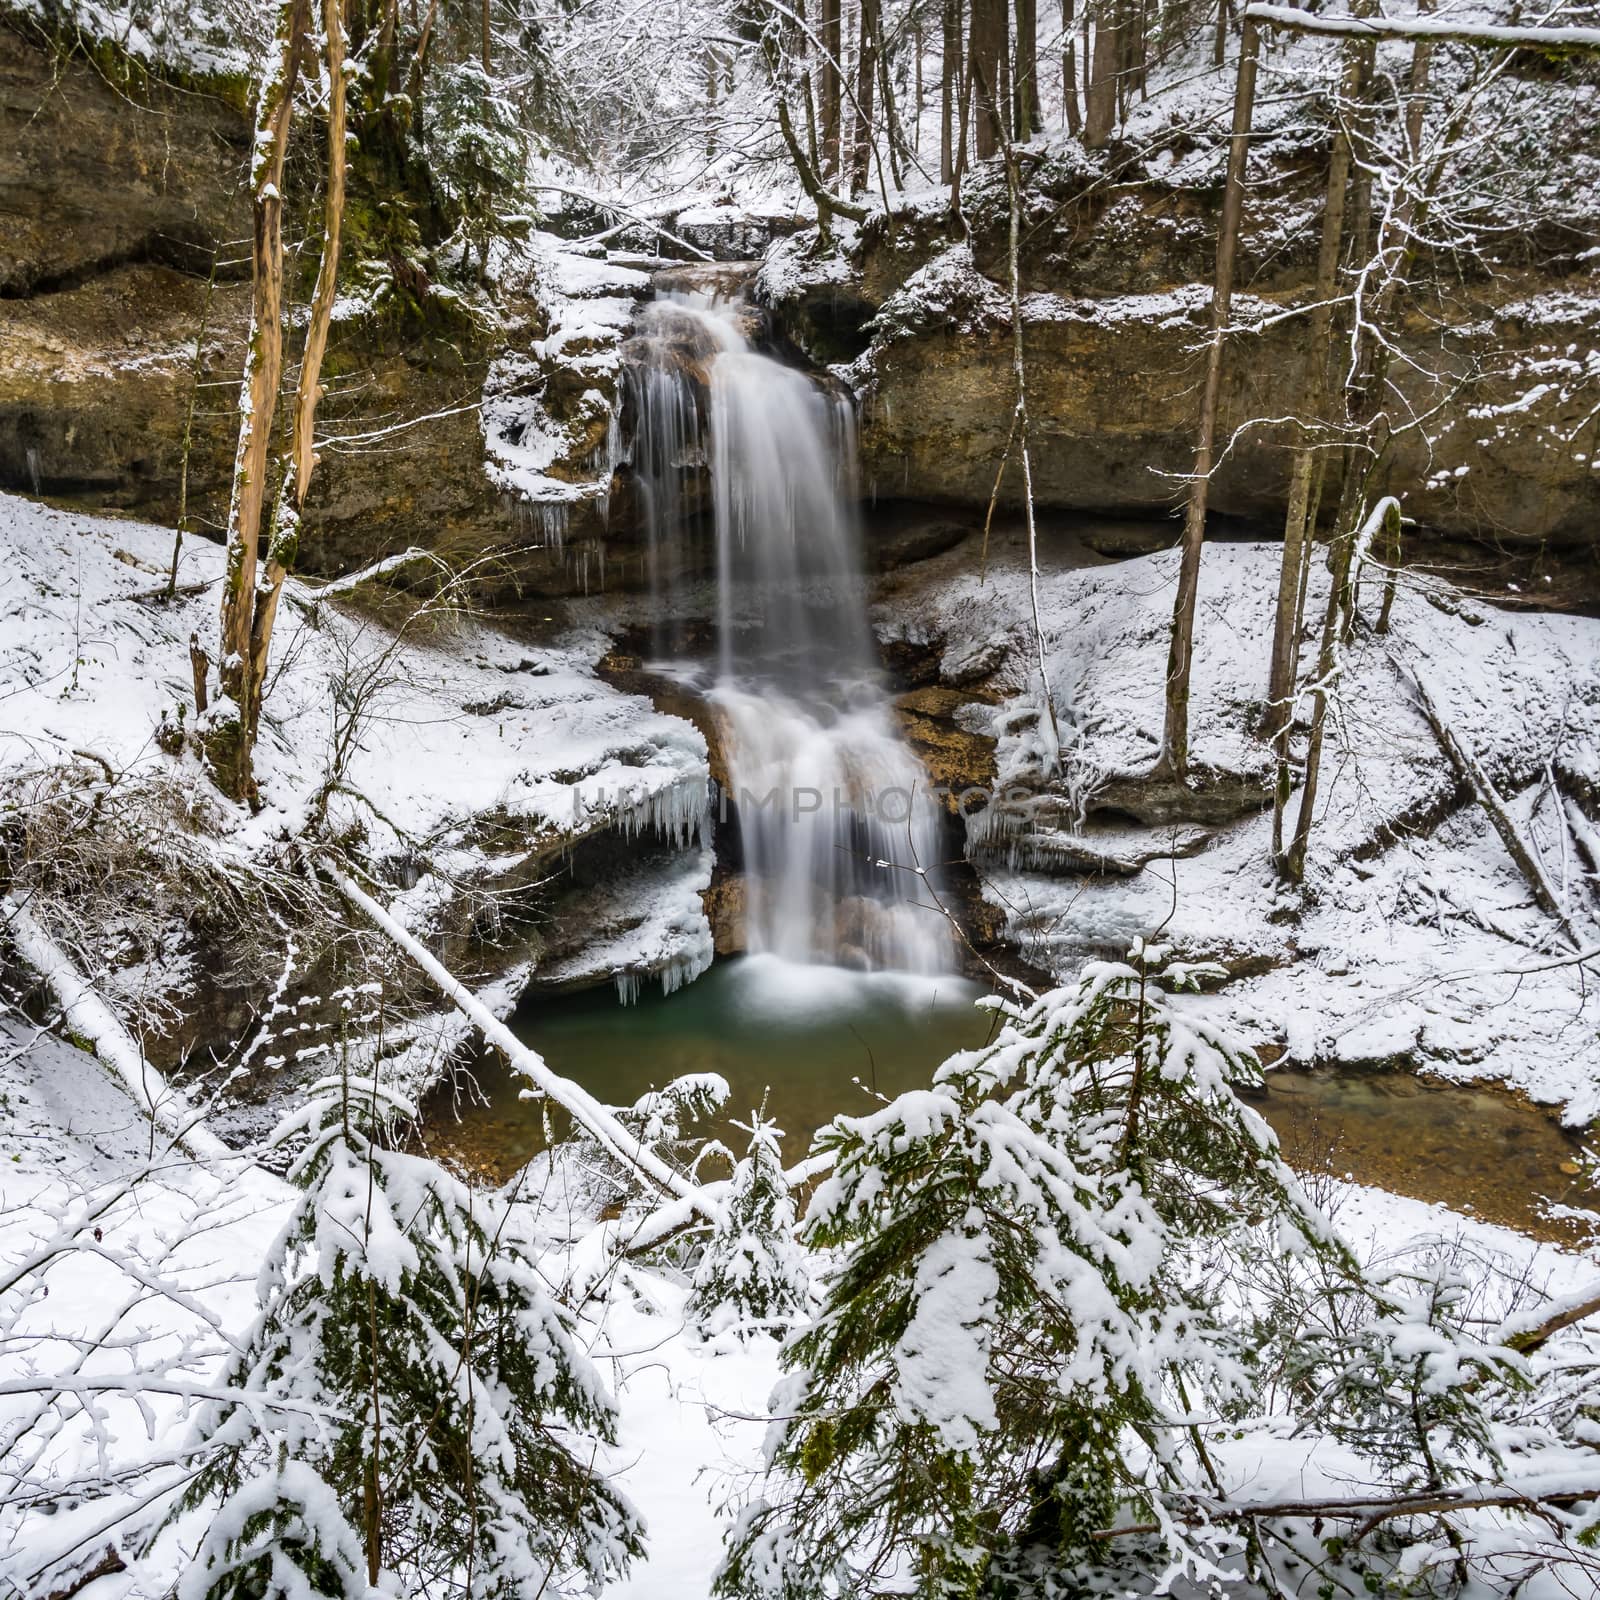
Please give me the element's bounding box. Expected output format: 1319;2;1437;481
1213;0;1229;66
874;0;909;188
1264;56;1360;742
949;4;977;224
215;0;308;800
1002;145;1064;770
914;18;924;155
481;0;490;71
1014;0;1039;138
941;0;960;180
245;0;349;756
1157;18;1259;777
822;0;843;174
1405;659;1583;945
707;46;719;161
1061;0;1080;134
849;0;878;193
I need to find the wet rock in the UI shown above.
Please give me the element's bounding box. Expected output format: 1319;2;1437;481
892;685;998;812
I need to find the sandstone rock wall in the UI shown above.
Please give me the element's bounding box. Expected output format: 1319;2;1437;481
768;170;1600;549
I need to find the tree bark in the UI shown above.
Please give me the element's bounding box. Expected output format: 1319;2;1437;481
849;0;878;193
1014;0;1039;138
1061;0;1080;134
941;0;962;181
1264;51;1361;744
971;0;1006;158
215;0;308;800
821;0;843;175
245;0;350;756
1157;19;1258;777
1084;0;1121;147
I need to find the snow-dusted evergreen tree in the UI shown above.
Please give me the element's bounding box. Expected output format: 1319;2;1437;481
688;1111;811;1342
717;944;1351;1598
174;1072;642;1599
1315;1255;1526;1491
427;57;532;277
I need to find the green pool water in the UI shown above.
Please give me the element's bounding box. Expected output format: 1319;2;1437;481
420;957;1593;1241
422;955;996;1176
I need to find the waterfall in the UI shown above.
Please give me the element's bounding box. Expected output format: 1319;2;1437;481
625;282;951;975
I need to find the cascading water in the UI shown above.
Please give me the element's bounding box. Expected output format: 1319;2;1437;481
624;280;951;975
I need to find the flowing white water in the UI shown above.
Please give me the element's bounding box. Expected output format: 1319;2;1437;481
626;287;951;974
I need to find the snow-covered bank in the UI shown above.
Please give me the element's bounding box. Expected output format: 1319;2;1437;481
0;493;715;1088
879;531;1600;1122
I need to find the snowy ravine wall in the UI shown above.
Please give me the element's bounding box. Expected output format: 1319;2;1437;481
479;242;644;570
0;495;716;1122
874;529;1600;1123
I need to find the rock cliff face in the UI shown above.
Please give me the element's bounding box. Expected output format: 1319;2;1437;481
0;21;591;593
764;165;1600;549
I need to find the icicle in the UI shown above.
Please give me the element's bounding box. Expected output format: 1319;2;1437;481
614;774;711;851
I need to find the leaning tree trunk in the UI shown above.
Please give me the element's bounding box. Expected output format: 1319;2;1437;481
1157;18;1259;777
213;0;309;801
245;0;350;760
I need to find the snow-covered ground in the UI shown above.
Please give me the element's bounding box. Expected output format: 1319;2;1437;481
879;530;1600;1122
0;493;715;1039
2;1013;1595;1598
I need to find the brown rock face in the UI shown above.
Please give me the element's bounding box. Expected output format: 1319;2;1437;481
0;20;251;296
0;27;610;595
769;168;1600;549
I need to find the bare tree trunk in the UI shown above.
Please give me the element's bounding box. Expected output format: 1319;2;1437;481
1157;19;1259;777
941;0;962;180
765;26;871;236
1014;0;1039;138
481;0;490;71
971;0;1005;158
874;0;909;188
245;0;350;759
1213;0;1229;65
1007;155;1064;771
707;46;719;161
914;17;924;155
1084;0;1121;147
822;0;843;175
849;0;878;193
941;0;961;179
949;4;977;224
1061;0;1080;134
1264;55;1361;743
215;0;308;801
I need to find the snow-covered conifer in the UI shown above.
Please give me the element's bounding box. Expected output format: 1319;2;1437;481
717;945;1348;1598
688;1111;810;1342
175;1073;642;1598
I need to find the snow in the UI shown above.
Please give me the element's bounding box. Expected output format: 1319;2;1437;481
0;492;715;1034
480;234;650;532
880;533;1600;1121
